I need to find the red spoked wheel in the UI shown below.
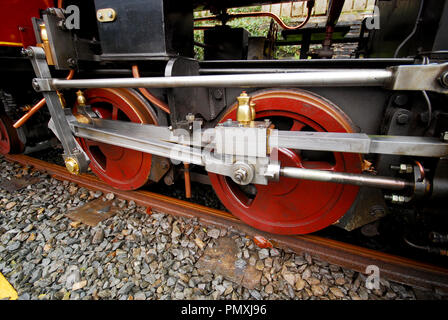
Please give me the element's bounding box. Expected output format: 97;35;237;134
0;114;23;155
77;88;158;190
208;89;363;235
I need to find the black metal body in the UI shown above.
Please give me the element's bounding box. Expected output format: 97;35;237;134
94;0;194;60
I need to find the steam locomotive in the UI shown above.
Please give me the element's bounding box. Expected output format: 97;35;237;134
1;0;448;236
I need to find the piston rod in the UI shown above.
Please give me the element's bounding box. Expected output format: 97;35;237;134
280;167;412;190
46;69;393;90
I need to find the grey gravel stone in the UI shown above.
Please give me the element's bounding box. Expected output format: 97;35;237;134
7;242;20;251
207;228;220;239
105;193;115;200
134;292;146;300
118;282;134;295
258;248;269;260
92;229;104;244
234;259;247;269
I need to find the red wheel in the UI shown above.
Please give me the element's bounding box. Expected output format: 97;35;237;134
0;114;23;155
208;89;363;235
77;88;158;190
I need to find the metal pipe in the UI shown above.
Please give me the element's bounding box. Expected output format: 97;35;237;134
184;162;191;199
280;167;412;190
194;1;314;30
50;69;393;90
132;65;170;114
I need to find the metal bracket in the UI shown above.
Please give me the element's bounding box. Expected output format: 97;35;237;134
387;63;448;94
32;78;52;92
25;46;90;173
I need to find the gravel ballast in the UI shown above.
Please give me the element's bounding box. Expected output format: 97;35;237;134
0;157;445;300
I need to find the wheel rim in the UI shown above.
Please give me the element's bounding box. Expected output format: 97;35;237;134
0;115;11;154
208;89;362;235
78;88;158;190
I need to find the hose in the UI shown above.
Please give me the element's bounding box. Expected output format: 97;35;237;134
131;65;170;114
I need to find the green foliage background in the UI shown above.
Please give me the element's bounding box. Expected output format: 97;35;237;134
193;6;302;60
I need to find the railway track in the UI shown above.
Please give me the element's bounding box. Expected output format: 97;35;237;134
4;153;448;295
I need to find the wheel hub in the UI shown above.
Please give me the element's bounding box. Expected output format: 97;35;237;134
209;89;362;235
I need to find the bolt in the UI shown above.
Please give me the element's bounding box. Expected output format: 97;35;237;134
369;205;385;217
67;58;76;67
396;113;409;125
161;161;169;170
440;72;448;88
164;174;174;185
400;163;413;174
186;113;195;122
420;111;429;124
393;95;408;106
108;12;113;18
57;20;66;30
21;48;33;57
213;89;223;100
65;157;80;175
98;13;103;19
384;194;410;204
442;132;448;142
32;80;40;91
390;163;413;174
233;168;248;184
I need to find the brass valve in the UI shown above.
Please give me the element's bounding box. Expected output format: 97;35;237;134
236;91;256;125
76;90;87;106
74;90;91;123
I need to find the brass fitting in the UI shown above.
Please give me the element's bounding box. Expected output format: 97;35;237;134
38;24;55;66
76;90;87;106
236;91;256;125
57;92;66;108
74;113;90;124
65;157;80;175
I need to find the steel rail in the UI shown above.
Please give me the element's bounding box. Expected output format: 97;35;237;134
4;153;448;294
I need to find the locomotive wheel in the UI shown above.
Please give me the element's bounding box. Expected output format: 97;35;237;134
0;114;23;155
78;88;158;190
208;89;363;235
